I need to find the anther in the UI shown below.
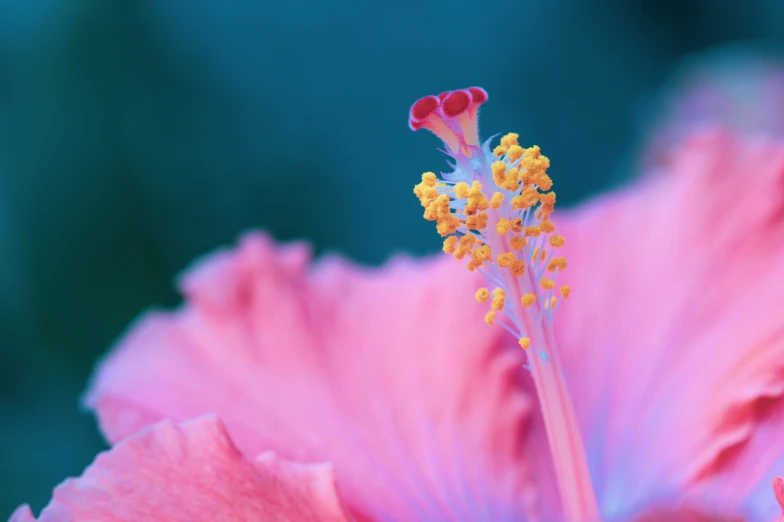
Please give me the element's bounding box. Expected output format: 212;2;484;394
475;288;490;303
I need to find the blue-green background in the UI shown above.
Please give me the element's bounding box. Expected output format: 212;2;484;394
1;0;783;515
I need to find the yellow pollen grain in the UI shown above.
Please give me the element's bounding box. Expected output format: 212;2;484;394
443;236;457;254
466;213;488;230
466;182;490;214
467;244;492;271
510;259;526;276
510;218;524;233
475;288;490;302
510;235;527;250
532;246;540;261
539;191;556;207
421;172;437;186
454;235;476;260
541;278;555;290
491;295;505;311
492;288;506;297
490;192;504;209
540;248;547;261
549;235;565;248
509;195;523;210
540;220;555;233
496;218;511;236
485;310;496;324
493;145;507;157
507;145;524;162
423;194;449;220
519;337;530;350
521;293;536;307
436;214;460;236
501;133;519;148
524;226;541;237
552;257;568;271
497;252;515;268
560;286;571;299
474;244;492;262
454;182;469;198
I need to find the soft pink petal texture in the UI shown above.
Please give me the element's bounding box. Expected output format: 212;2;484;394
8;506;35;522
554;129;784;520
630;506;743;522
84;233;550;521
11;416;350;522
643;50;784;170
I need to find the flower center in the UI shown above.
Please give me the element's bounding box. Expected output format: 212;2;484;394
410;87;600;522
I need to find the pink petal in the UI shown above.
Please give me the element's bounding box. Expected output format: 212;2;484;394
85;232;544;521
8;506;35;522
12;416;349;522
554;129;784;519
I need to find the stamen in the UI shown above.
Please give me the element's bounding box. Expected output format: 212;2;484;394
410;87;600;522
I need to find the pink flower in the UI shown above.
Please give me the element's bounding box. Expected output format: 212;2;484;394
11;88;784;521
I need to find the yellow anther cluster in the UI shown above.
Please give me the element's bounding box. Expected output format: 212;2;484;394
466;213;488;231
560;286;571;299
468;244;492;271
464;181;490;216
494;132;520;157
491;288;506;311
510;235;527;250
549;235;565;248
496;218;511;236
497;252;515;268
547;257;568;272
443;236;458;254
453;235;476;259
510;259;526;276
519;337;531;350
414;133;570;328
524;226;541;237
414;175;495;272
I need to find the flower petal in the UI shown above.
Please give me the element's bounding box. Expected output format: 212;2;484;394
8;506;35;522
85;232;543;521
555;129;784;519
12;416;349;522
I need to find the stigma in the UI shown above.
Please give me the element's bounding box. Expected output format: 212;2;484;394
411;87;570;351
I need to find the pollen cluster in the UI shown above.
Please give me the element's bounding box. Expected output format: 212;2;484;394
413;132;568;277
410;87;572;352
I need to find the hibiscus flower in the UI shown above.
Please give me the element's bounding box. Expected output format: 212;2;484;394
10;87;784;522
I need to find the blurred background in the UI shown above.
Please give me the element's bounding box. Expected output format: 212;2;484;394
1;0;783;514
